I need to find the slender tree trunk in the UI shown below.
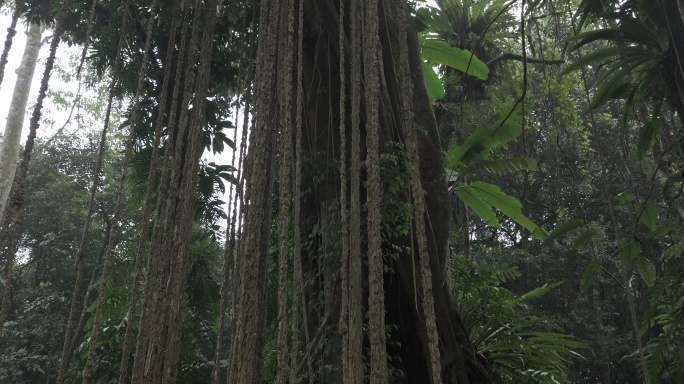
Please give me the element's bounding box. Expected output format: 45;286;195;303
0;22;42;228
0;0;68;338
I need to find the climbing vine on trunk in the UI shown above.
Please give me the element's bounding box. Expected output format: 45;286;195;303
230;0;483;382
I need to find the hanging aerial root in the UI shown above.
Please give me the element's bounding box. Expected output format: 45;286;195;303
363;0;389;383
159;2;220;381
224;6;256;378
75;0;99;79
346;0;364;382
80;0;162;382
229;0;281;382
130;0;204;380
394;0;442;382
129;0;220;379
56;0;130;381
276;0;297;382
211;3;254;380
289;0;306;381
117;1;184;383
338;0;351;379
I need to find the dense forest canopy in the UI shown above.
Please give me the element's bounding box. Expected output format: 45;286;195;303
0;0;683;383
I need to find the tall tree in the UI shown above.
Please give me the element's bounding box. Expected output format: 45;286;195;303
0;21;42;228
230;0;485;382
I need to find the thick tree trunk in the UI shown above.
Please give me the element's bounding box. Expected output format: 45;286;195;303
0;22;42;228
297;1;487;382
231;1;490;382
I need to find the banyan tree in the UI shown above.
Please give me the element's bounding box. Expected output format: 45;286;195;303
235;0;486;382
0;0;490;382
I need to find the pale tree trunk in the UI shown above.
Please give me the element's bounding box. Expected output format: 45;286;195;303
0;22;42;228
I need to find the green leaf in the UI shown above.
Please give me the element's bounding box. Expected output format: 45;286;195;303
421;62;445;99
635;257;656;287
572;227;604;249
580;260;602;293
217;120;234;129
561;45;655;75
615;16;666;49
594;54;654;90
447;124;522;168
454;183;500;228
212;136;224;154
615;192;635;204
525;331;588;349
521;281;564;302
590;76;629;109
565;22;664;52
560;47;620;75
646;224;674;240
636;199;658;230
421;39;489;80
621;88;648;131
636;119;661;159
620;237;640;269
545;218;585;244
463;157;538;176
563;29;619;50
469;182;548;241
446;104;525;169
415;6;452;33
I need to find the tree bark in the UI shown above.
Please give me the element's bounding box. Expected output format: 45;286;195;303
296;1;488;382
0;6;20;89
0;22;42;228
231;1;492;382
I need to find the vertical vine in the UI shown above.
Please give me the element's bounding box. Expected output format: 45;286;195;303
226;11;255;378
363;0;388;383
56;0;128;380
229;0;280;381
211;4;255;380
338;0;351;379
347;0;364;381
117;0;183;381
395;0;443;381
80;0;161;381
276;0;296;381
161;1;220;379
290;0;305;381
130;0;203;380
